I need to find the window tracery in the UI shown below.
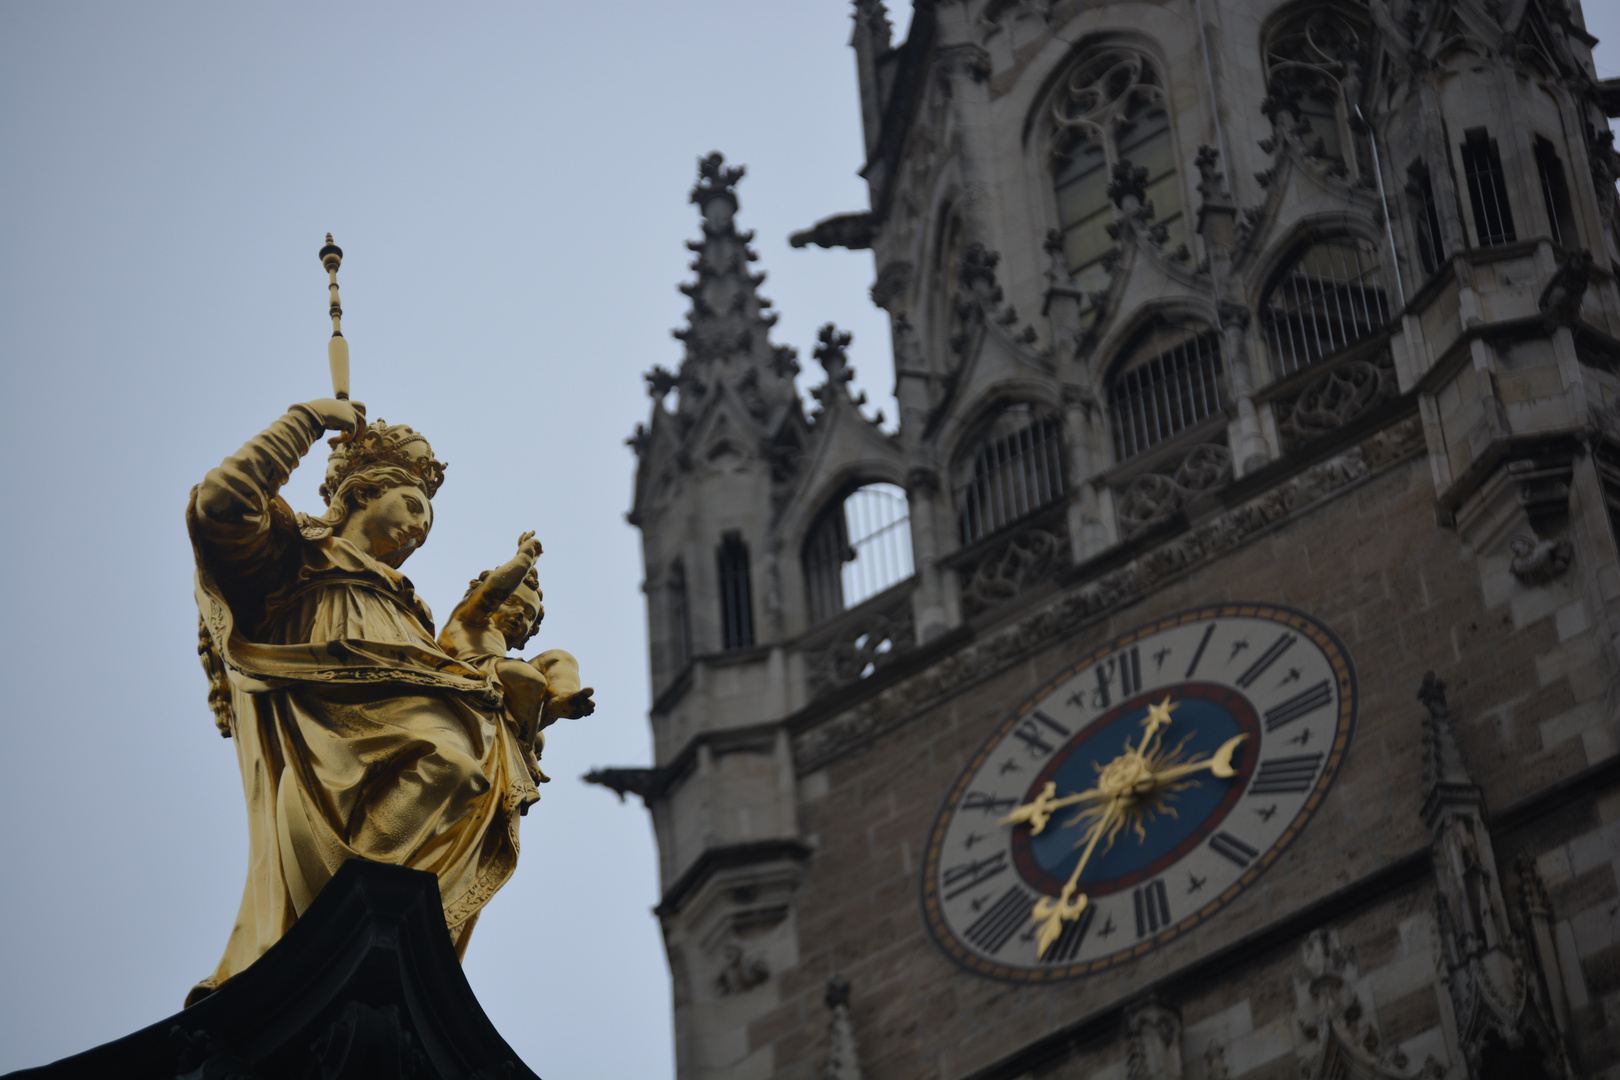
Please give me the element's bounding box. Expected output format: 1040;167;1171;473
1049;48;1186;306
1262;5;1373;180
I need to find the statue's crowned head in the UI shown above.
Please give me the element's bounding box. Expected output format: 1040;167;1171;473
308;420;449;566
319;420;447;505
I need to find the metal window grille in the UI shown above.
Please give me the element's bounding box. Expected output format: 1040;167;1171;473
1408;162;1446;278
716;532;754;650
842;484;913;609
1461;128;1517;247
1108;328;1226;461
803;505;848;626
954;406;1068;545
803;484;914;624
1261;237;1390;378
1534;136;1575;248
667;559;692;671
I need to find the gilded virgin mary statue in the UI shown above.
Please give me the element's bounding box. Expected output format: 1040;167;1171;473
187;397;590;1005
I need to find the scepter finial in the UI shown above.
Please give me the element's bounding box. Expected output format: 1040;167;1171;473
319;233;349;400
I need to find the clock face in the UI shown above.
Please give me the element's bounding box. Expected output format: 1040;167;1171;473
921;604;1356;982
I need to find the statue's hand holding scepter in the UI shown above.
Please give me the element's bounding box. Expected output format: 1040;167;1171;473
316;234;367;440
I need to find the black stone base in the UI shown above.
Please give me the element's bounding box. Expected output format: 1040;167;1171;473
5;860;541;1079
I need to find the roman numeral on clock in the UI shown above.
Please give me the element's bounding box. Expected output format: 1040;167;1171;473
961;791;1018;815
1134;879;1170;937
1092;646;1142;709
1185;623;1216;679
1209;831;1260;867
1010;710;1071;757
1236;632;1296;688
1249;752;1324;794
1264;680;1333;730
943;851;1009;900
1041;903;1095;963
963;886;1034;954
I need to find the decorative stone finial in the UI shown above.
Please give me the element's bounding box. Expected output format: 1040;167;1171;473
1417;672;1480;827
690;151;745;215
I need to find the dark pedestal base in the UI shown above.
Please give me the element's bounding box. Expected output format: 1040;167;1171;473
6;860;541;1079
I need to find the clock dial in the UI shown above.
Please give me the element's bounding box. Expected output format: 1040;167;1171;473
920;604;1356;982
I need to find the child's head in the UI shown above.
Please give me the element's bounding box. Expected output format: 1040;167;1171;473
493;568;544;650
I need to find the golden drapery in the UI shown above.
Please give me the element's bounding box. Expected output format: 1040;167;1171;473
187;408;537;1005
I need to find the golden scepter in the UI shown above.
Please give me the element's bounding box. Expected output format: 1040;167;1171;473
318;233;349;400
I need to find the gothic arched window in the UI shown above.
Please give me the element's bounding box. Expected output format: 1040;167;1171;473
1107;321;1226;462
716;532;754;650
1263;4;1372;177
1260;235;1390;379
954;404;1068;545
803;483;914;624
667;559;692;671
1050;49;1186;305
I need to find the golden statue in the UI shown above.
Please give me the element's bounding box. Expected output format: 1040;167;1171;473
185;237;592;1004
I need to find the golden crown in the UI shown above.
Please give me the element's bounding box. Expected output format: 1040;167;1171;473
319;420;448;504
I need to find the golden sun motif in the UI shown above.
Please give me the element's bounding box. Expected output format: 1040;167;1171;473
998;696;1248;958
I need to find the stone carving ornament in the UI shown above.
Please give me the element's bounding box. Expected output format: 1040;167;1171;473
958;519;1069;618
805;600;916;698
1115;443;1234;536
1273;348;1399;451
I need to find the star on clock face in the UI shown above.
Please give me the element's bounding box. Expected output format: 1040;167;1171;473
920;604;1356;982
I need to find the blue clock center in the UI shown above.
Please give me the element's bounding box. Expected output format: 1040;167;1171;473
1010;683;1258;897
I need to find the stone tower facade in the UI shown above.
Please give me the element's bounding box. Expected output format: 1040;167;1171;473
596;1;1620;1078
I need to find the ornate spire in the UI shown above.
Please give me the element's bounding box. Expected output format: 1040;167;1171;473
1417;672;1481;827
664;152;799;421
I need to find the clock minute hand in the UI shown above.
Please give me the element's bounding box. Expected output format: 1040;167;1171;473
1148;733;1249;784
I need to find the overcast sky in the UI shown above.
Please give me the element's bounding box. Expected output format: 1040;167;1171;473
2;4;1617;1079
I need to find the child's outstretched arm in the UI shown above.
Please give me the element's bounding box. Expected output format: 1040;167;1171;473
467;531;543;615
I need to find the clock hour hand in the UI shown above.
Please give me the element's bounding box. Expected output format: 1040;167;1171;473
997;780;1104;836
1029;801;1117;957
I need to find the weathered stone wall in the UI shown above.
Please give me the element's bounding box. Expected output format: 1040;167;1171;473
752;452;1614;1078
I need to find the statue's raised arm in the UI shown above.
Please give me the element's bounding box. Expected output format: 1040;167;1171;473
186;405;540;1008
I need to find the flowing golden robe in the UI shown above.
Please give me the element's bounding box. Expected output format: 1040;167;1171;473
188;408;537;1004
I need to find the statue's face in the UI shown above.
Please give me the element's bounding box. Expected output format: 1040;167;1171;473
348;484;432;567
496;582;544;648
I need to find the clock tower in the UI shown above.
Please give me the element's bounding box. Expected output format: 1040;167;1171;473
596;2;1620;1078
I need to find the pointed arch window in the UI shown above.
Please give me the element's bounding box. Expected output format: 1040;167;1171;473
1050;49;1186;307
1262;4;1373;178
716;532;754;650
1107;322;1226;462
953;404;1068;545
803;483;914;624
667;559;692;671
1260;235;1390;379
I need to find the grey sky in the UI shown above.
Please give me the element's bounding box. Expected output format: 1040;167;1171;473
0;4;896;1077
1;3;1616;1079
